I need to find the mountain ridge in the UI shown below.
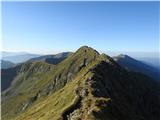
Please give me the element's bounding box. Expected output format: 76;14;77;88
27;52;72;65
113;54;160;80
2;46;160;120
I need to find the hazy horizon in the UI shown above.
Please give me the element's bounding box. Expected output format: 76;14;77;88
1;49;159;59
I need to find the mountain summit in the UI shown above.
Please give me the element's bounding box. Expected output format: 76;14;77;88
114;54;160;80
2;46;160;120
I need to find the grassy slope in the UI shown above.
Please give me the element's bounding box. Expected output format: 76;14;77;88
2;46;102;120
14;59;102;120
2;61;55;120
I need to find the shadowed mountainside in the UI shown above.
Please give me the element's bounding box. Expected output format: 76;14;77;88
1;60;15;69
113;54;160;80
2;53;41;63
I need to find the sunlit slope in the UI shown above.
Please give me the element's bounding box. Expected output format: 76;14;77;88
2;46;101;120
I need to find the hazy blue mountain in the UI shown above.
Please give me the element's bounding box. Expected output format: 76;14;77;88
1;51;28;57
27;52;72;64
1;65;21;91
1;60;15;69
114;54;160;80
2;53;41;63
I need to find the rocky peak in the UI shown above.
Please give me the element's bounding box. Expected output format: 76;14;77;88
76;46;100;56
114;54;134;61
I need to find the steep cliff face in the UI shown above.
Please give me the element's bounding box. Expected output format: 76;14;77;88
2;46;160;120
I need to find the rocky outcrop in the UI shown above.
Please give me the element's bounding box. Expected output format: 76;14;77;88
21;92;39;111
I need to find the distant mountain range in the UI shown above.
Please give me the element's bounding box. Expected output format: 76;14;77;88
1;51;73;65
1;60;15;69
1;46;160;120
2;53;41;63
113;54;160;81
27;52;72;64
1;51;29;57
1;51;159;91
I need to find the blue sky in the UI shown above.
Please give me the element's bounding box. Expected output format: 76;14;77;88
2;1;159;56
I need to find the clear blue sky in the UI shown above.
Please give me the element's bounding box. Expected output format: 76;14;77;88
2;1;159;55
